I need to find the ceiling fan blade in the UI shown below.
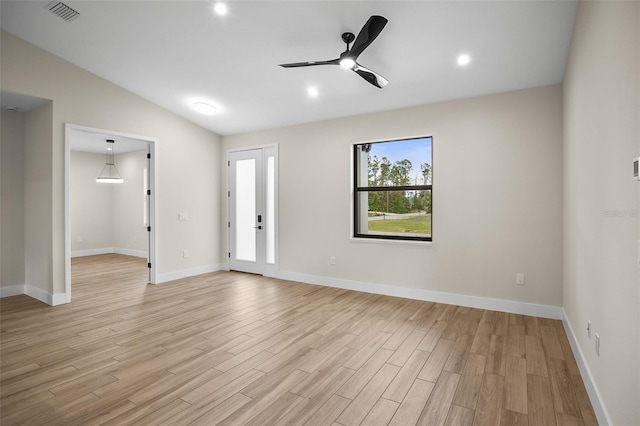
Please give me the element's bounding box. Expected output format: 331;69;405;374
349;15;388;59
279;59;339;68
353;64;388;89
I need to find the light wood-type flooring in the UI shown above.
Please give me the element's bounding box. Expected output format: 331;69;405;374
1;254;597;425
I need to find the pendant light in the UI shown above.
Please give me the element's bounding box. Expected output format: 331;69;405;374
96;139;124;183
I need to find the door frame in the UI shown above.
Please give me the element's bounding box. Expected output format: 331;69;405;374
226;144;278;276
64;123;159;303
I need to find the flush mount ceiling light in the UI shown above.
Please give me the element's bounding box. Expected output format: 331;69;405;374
193;102;217;115
213;2;228;16
96;139;124;183
457;53;471;66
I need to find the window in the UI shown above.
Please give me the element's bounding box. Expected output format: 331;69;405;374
353;137;432;241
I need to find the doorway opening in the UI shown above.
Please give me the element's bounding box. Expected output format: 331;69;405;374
227;146;278;276
64;124;158;303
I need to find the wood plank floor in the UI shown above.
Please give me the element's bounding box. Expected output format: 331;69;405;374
0;254;597;425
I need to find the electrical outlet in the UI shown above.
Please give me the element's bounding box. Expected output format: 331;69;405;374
516;273;525;285
330;256;336;265
183;250;189;258
595;333;600;356
587;320;591;339
178;212;189;221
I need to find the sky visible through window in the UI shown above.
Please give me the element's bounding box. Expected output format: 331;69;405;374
368;137;432;184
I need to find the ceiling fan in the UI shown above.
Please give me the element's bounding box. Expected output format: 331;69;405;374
279;15;389;89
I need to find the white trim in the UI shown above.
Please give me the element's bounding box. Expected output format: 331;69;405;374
148;141;158;285
51;293;67;306
114;247;148;258
156;263;225;284
71;247;147;258
24;285;51;305
0;285;25;298
276;270;563;319
562;309;612;426
71;247;147;259
23;285;66;306
71;247;114;258
0;285;65;306
65;123;159;304
350;237;433;247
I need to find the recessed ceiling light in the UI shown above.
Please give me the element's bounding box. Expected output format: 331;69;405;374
213;2;228;16
307;86;319;98
457;54;471;66
193;102;217;115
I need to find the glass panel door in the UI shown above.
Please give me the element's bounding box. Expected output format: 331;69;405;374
229;149;264;274
228;147;277;275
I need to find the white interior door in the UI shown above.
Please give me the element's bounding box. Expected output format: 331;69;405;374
228;147;277;275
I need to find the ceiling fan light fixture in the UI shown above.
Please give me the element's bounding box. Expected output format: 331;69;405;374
279;16;388;88
339;58;356;69
193;102;217;115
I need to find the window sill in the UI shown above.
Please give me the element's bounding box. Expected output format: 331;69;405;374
350;237;433;247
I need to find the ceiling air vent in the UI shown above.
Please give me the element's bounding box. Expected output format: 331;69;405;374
47;2;80;22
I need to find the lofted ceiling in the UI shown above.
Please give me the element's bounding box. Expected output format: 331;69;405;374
0;1;578;136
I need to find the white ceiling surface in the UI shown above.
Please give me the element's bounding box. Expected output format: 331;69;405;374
0;90;50;112
0;1;578;136
70;130;149;154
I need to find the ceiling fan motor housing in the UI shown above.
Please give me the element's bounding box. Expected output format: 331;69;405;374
342;32;355;44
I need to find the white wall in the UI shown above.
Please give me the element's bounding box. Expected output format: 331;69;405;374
70;151;112;253
23;101;54;295
223;85;564;308
111;150;148;254
0;109;25;288
563;1;640;424
1;29;222;296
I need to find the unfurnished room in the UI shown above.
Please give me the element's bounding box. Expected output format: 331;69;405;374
0;1;638;425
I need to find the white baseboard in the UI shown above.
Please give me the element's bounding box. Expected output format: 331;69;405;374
71;247;113;257
157;263;225;284
113;247;148;258
71;247;148;258
20;285;65;306
0;284;26;298
562;310;611;426
276;270;563;320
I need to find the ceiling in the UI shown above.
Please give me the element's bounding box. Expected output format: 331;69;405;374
0;90;50;112
0;1;578;136
69;128;150;154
